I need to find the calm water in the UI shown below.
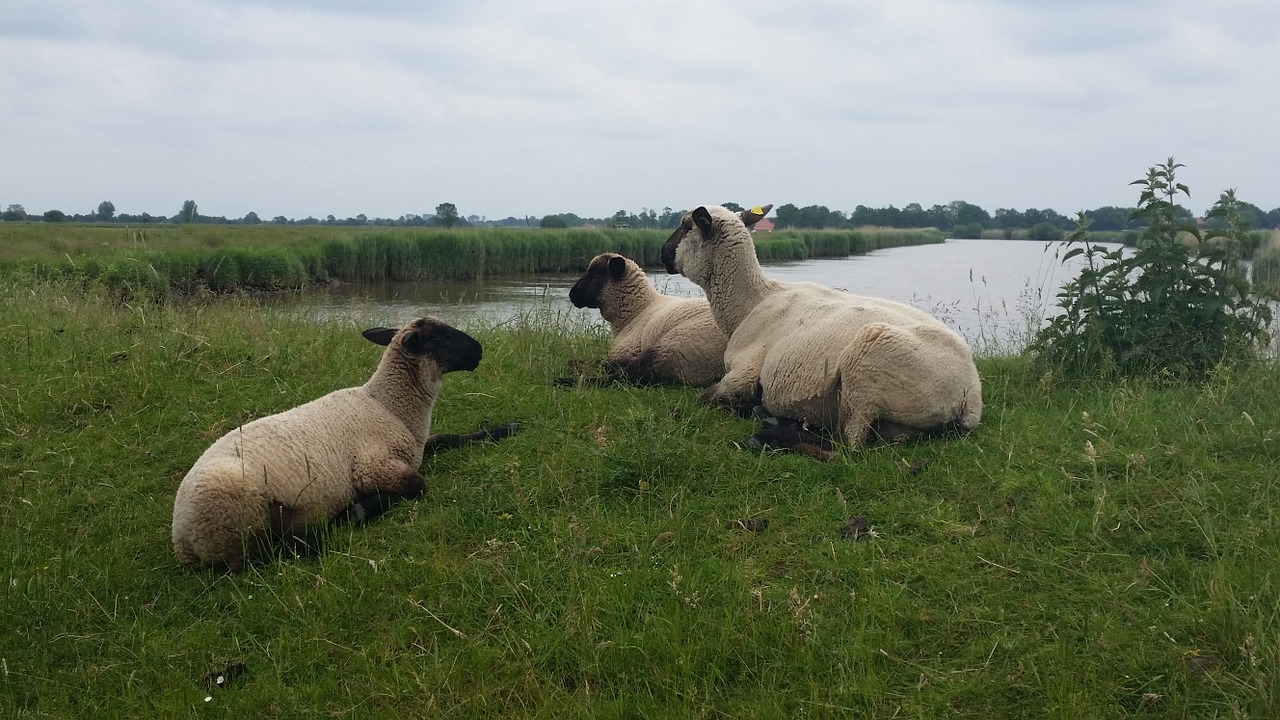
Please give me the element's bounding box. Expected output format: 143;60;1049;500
308;239;1100;353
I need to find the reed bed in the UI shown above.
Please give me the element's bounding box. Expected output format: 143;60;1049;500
0;224;944;298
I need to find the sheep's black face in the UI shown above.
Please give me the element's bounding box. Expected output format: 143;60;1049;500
661;217;692;275
366;318;482;373
569;259;608;309
413;320;483;373
569;254;629;309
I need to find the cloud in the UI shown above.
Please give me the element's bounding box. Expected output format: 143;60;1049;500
2;0;1278;219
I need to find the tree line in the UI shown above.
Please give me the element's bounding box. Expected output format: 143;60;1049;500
4;195;1279;234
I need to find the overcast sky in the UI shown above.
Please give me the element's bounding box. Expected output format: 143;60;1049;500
3;0;1278;221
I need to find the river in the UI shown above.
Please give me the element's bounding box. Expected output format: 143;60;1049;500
306;238;1098;354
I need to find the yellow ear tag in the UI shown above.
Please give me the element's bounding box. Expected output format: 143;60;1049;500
750;206;764;215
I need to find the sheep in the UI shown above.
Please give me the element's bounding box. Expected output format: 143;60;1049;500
566;252;727;386
171;316;518;571
661;204;982;456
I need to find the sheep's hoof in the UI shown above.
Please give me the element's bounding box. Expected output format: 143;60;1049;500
486;421;521;440
745;421;836;462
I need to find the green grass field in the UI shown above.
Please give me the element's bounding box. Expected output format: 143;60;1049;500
0;223;944;298
2;280;1278;718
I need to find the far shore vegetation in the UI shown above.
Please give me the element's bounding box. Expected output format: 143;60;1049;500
5;188;1280;298
0;223;944;299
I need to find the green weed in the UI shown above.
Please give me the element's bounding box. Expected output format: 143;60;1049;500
1030;159;1272;382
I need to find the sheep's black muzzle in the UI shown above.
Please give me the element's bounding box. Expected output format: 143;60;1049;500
441;330;483;373
661;222;689;275
568;276;601;309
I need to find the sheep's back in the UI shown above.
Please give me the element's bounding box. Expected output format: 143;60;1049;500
180;388;418;521
730;283;975;415
614;295;726;386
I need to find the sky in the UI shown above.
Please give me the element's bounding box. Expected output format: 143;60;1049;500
3;0;1278;222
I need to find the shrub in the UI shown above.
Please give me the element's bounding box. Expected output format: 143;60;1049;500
1029;158;1272;382
1029;222;1063;241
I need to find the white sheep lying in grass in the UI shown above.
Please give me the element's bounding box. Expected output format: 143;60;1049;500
171;316;518;571
661;204;982;456
567;252;726;386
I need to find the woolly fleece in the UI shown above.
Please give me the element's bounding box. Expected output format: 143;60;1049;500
171;316;481;570
569;252;726;386
661;205;982;447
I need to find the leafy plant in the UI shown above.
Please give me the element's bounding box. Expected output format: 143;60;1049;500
1029;158;1272;381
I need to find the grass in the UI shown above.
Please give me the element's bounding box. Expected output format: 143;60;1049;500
3;280;1279;718
0;224;944;297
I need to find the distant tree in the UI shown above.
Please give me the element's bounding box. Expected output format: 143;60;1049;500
271;215;288;225
992;208;1024;230
1202;199;1266;230
1083;206;1133;232
658;207;681;228
97;200;116;222
900;203;928;228
775;203;844;229
849;204;879;226
435;202;460;229
951;201;991;228
2;204;26;221
1023;207;1072;229
721;202;744;212
243;211;262;224
1029;222;1063;241
43;209;68;222
773;203;800;228
176;200;198;224
540;214;568;229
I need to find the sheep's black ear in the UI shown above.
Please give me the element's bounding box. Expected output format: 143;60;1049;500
691;206;716;242
607;254;627;280
362;327;398;347
400;328;429;356
740;204;773;227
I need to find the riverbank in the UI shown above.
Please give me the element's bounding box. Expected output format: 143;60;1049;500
2;281;1277;718
0;223;944;299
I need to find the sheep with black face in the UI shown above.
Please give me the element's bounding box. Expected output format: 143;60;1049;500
661;204;982;455
568;252;726;386
171;316;516;571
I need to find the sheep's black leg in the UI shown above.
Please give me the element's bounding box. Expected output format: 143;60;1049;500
339;492;398;524
745;416;838;461
335;471;426;524
423;421;522;456
259;501;329;561
605;349;671;386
